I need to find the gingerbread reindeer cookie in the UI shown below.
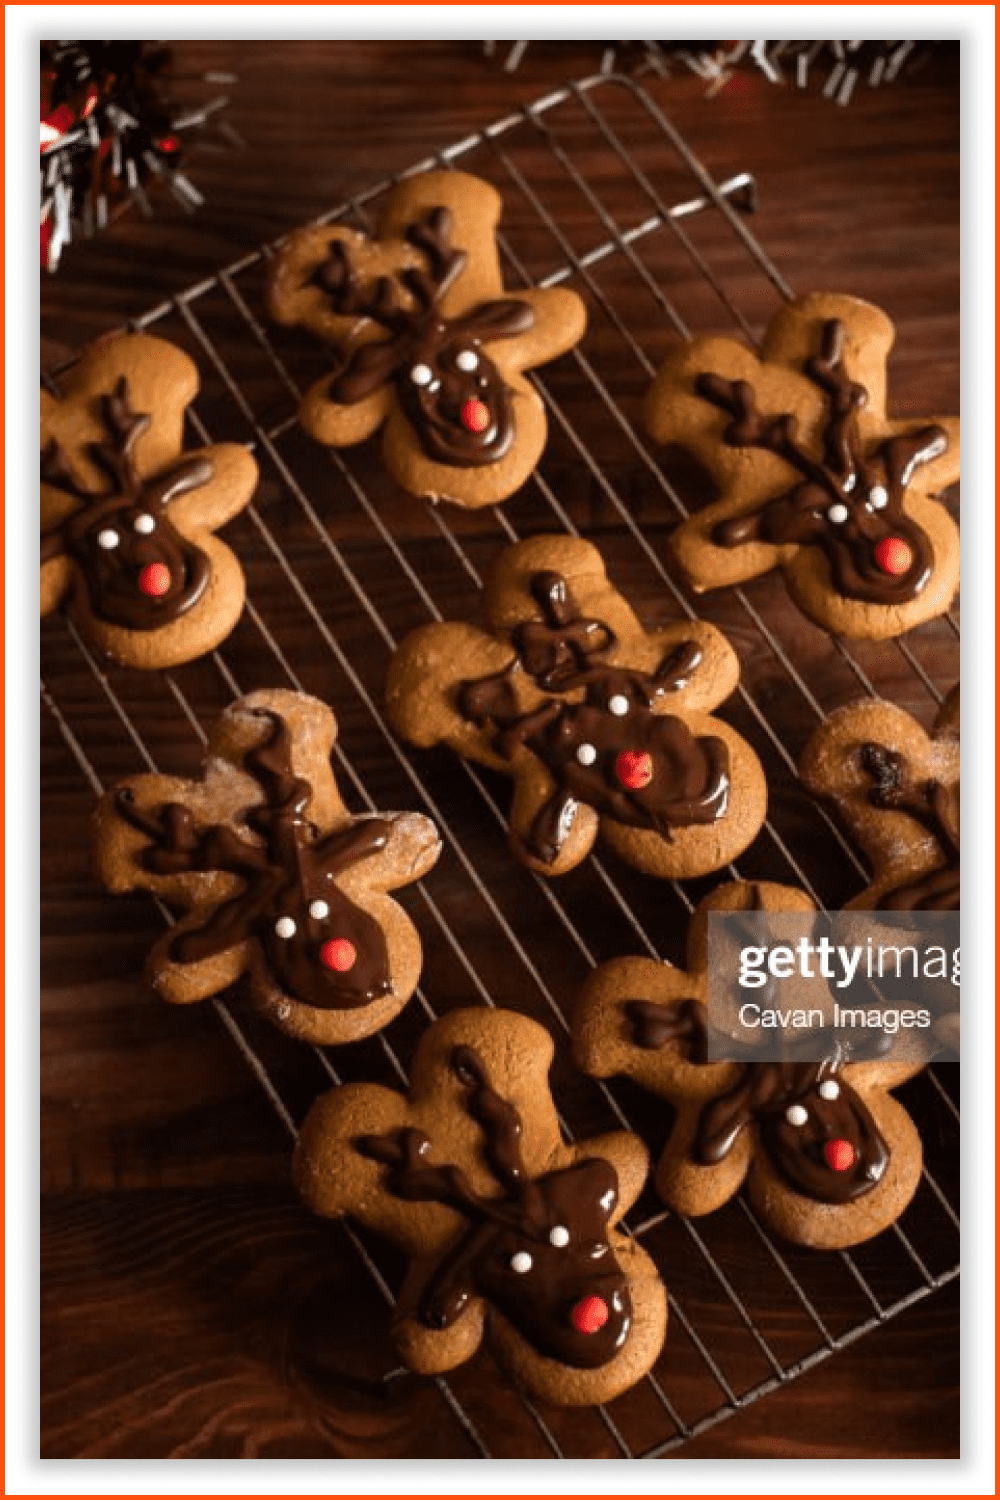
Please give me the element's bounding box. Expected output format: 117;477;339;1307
93;690;441;1045
267;170;586;508
386;535;767;879
295;1007;667;1406
573;882;925;1249
41;333;259;669
643;294;960;639
800;689;959;912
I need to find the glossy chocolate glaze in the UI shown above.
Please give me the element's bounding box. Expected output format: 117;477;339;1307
696;1058;889;1203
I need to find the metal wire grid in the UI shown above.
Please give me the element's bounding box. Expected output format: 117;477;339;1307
41;73;959;1459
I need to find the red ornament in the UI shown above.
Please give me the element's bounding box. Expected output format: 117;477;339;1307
138;562;172;597
824;1137;855;1172
157;135;180;154
615;750;654;790
40;103;75;151
320;938;357;973
874;536;913;576
571;1294;610;1335
460;399;490;434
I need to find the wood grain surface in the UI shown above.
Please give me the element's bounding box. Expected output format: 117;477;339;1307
39;40;960;1462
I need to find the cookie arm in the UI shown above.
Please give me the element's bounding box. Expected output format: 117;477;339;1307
386;623;515;758
493;286;587;373
507;767;601;876
655;1106;755;1217
40;554;74;616
163;443;259;533
299;371;394;449
576;1131;650;1221
646;621;741;714
880;415;960;496
144;921;249;1007
670;498;793;593
334;811;441;897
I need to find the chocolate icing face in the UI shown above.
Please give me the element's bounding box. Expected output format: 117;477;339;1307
394;324;523;469
115;711;393;1010
698;319;946;606
310;207;534;469
625;991;889;1205
464;1159;632;1369
356;1045;633;1370
457;570;731;864
860;742;960;911
40;378;213;629
696;1059;889;1204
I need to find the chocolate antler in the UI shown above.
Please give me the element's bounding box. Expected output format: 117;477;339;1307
115;710;395;1006
399;205;468;312
698;370;847;511
356;1045;535;1226
859;742;959;910
42;379;210;539
356;1045;632;1366
696;319;944;606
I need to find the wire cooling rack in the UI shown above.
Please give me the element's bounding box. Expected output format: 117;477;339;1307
41;73;959;1459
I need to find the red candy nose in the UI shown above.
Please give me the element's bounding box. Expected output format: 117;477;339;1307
460;399;490;433
320;938;357;972
616;750;654;790
874;536;913;576
139;562;172;597
572;1294;610;1335
824;1138;855;1172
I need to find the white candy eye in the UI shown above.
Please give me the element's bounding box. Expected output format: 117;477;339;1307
785;1104;808;1127
608;694;629;717
868;484;889;510
549;1225;570;1248
133;514;156;535
274;916;296;939
455;349;479;372
409;363;433;387
818;1079;840;1100
309;900;330;921
576;743;597;767
97;528;120;550
826;504;849;525
510;1251;532;1274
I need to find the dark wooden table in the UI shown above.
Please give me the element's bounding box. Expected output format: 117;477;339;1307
40;40;959;1461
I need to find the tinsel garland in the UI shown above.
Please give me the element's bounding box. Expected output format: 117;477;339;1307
483;39;933;103
40;41;235;272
